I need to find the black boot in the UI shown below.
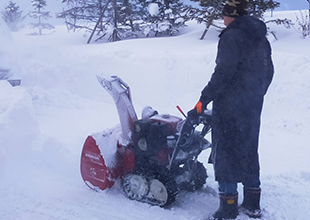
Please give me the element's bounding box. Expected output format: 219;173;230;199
240;187;261;218
210;192;239;220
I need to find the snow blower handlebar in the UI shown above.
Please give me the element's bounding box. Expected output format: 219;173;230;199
168;108;212;170
176;105;187;118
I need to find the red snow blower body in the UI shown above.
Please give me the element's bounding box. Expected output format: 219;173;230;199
80;75;212;206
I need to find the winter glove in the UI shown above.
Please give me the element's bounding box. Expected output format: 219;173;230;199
194;100;203;114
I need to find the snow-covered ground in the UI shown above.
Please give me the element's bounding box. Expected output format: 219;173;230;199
1;10;310;220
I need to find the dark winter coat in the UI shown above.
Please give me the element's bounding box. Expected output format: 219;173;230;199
199;16;274;183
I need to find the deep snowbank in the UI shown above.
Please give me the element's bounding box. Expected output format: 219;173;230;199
0;81;39;175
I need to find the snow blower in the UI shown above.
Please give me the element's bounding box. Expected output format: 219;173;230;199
80;75;212;206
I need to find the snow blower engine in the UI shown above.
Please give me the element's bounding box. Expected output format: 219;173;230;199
80;75;212;207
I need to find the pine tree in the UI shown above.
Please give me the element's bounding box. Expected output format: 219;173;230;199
307;0;310;19
1;1;24;31
187;0;280;39
248;0;280;19
185;0;224;40
145;0;188;37
103;0;147;41
58;0;127;42
118;0;150;38
29;0;54;35
58;0;102;32
266;0;280;17
57;0;188;42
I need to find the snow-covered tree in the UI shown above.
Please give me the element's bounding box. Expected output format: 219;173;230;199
1;1;24;31
57;0;134;42
114;0;149;38
57;0;188;42
185;0;225;40
58;0;130;41
57;0;102;32
104;0;150;41
29;0;54;35
187;0;280;39
307;0;310;19
248;0;280;19
144;0;188;37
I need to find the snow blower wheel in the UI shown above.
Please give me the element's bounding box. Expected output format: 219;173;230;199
122;171;178;207
149;179;169;204
122;173;149;200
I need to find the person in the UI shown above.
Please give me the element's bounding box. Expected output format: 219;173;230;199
192;0;274;219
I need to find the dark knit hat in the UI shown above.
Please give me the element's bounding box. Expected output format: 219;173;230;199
222;0;249;17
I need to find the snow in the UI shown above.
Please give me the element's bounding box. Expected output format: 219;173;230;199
1;10;310;220
0;16;20;79
149;3;159;16
92;125;121;167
